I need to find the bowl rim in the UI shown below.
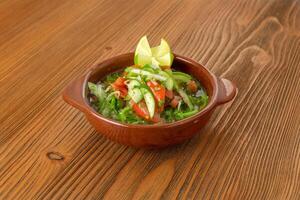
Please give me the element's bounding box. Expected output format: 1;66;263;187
78;52;220;128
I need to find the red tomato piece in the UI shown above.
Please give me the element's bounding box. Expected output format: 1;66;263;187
114;77;126;87
170;96;182;108
111;84;128;98
147;81;166;105
131;100;161;123
155;104;164;113
112;77;128;98
187;80;198;93
149;112;161;123
165;90;174;99
131;100;150;120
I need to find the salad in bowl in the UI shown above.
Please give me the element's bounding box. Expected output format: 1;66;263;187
88;36;208;124
63;36;236;147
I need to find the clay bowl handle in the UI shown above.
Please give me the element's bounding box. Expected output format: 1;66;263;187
216;78;237;105
62;76;88;112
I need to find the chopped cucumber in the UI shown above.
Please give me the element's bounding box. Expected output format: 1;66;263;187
129;88;143;103
165;69;179;90
159;70;174;90
178;88;193;110
140;88;155;118
127;80;142;103
172;71;192;82
128;68;167;82
127;80;140;89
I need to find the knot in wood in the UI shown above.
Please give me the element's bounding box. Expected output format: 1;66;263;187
47;151;64;161
105;46;112;50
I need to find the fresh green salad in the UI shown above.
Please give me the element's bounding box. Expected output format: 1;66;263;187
88;36;208;124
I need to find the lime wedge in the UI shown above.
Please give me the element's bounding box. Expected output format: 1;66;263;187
151;39;171;57
135;36;174;67
155;53;174;66
151;57;160;67
134;54;152;66
135;36;152;57
150;46;160;57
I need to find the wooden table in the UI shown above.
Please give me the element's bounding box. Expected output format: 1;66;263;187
1;0;300;199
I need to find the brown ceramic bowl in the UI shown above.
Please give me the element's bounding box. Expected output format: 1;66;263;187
63;53;236;148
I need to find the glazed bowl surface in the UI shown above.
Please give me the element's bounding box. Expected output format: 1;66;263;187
63;53;236;148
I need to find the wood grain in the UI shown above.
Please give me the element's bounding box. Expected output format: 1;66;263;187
1;0;300;199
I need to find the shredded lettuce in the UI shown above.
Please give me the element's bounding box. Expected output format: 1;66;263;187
88;82;106;101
